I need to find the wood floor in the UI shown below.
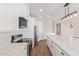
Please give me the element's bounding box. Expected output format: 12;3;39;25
30;40;52;56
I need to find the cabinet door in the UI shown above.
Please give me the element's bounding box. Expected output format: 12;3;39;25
46;37;52;52
51;41;60;56
17;46;27;56
21;47;27;56
51;41;69;56
53;44;62;56
51;41;55;55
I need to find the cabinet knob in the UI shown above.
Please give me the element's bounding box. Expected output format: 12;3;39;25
61;52;64;55
24;47;26;49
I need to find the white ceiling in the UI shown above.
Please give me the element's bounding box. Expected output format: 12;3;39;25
28;3;65;21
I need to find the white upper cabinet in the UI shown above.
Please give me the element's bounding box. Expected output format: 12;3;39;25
0;3;29;32
0;4;13;31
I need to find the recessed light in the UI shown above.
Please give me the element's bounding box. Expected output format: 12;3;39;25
67;16;70;20
64;18;66;20
40;16;42;18
57;16;59;18
40;9;43;12
74;13;77;16
70;15;72;18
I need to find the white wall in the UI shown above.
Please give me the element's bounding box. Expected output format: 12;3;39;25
22;17;35;38
43;20;54;35
61;3;79;38
34;20;44;41
61;19;73;38
34;19;54;40
35;19;55;40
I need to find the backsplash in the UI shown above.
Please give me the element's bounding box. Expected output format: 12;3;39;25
0;32;11;44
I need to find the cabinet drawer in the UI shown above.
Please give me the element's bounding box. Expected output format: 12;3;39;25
51;41;69;56
60;51;69;56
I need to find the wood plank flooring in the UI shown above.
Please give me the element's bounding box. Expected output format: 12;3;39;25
30;40;52;56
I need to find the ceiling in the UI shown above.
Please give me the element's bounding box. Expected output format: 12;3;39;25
28;3;65;21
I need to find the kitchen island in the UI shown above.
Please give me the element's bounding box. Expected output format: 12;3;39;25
46;35;79;56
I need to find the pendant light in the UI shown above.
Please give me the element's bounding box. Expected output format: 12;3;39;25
61;3;77;22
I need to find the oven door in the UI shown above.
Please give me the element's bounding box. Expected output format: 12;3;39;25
27;40;32;56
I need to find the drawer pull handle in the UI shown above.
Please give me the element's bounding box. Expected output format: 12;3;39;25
61;52;64;55
24;47;26;49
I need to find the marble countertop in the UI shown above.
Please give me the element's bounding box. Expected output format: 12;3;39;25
0;43;28;56
47;35;79;56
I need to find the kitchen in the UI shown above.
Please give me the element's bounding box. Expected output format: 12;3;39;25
29;3;79;56
0;3;79;56
0;3;34;56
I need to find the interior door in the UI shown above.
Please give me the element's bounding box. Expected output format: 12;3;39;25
56;23;61;35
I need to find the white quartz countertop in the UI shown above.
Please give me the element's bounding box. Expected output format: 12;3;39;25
47;35;79;56
0;43;28;56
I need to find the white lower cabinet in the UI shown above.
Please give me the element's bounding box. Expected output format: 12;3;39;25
47;37;52;52
52;41;68;56
21;47;27;56
17;45;27;56
47;37;69;56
